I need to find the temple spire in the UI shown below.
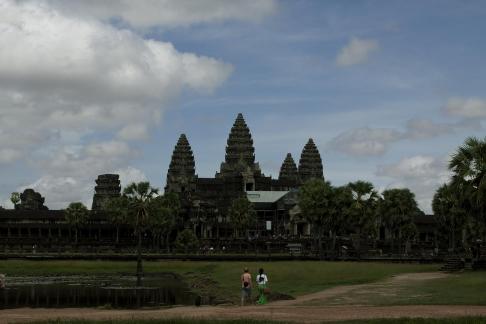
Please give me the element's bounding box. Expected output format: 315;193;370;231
165;134;196;193
224;113;255;166
279;153;299;182
298;138;324;183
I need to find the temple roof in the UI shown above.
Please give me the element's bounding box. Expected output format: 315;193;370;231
298;138;324;182
224;113;255;167
278;153;299;182
167;134;196;179
246;191;289;203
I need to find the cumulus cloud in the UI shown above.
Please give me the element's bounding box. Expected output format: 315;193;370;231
336;37;379;67
115;166;148;188
329;115;481;157
46;0;277;28
404;118;452;139
443;97;486;119
0;0;237;207
377;155;451;212
22;141;146;209
329;127;402;156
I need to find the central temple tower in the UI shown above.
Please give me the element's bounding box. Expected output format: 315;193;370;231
216;113;266;191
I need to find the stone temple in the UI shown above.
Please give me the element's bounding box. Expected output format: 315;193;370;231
164;113;324;238
0;113;438;252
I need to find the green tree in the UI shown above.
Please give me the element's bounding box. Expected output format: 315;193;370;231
449;136;486;234
328;185;353;252
298;179;334;259
432;184;468;251
379;188;420;255
228;196;256;239
10;192;20;209
175;228;199;255
347;181;379;254
102;196;130;244
149;192;181;253
64;202;89;245
123;181;159;286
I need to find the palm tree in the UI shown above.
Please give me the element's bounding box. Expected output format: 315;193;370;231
347;181;379;255
449;136;486;229
432;184;468;252
149;192;181;253
102;196;130;244
379;188;420;255
123;182;159;286
64;202;89;245
228;196;256;239
298;179;334;259
328;186;353;253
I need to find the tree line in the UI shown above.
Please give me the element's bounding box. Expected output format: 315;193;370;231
297;179;422;259
432;136;486;255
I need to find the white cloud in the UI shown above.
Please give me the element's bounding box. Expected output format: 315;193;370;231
115;166;148;188
0;0;233;162
0;0;236;207
404;118;452;139
329;127;402;156
377;155;451;212
22;142;146;209
21;176;89;209
329;116;480;157
117;124;149;141
336;37;379;67
0;148;23;164
443;97;486;118
46;0;277;28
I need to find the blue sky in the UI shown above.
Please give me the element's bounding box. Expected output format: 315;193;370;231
1;0;486;212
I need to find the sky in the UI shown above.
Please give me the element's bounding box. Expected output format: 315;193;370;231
1;0;486;213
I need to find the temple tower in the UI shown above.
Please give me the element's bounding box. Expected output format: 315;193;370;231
92;174;121;210
224;113;255;167
298;138;324;183
278;153;300;183
165;134;197;194
19;189;48;210
217;113;262;190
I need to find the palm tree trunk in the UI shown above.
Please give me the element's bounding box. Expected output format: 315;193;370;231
136;229;143;286
116;226;120;244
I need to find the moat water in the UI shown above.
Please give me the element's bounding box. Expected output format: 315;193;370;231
0;274;197;309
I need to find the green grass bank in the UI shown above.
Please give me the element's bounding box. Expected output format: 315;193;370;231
0;260;438;302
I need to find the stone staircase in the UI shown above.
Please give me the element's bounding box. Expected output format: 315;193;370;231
440;256;464;272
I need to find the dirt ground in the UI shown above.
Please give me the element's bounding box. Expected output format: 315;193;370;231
2;272;486;324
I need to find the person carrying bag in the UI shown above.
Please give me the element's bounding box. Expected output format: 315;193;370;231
256;268;269;305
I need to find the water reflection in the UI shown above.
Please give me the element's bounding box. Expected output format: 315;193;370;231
0;276;196;309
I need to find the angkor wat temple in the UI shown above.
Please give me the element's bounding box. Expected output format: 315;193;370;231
0;113;437;254
163;113;324;239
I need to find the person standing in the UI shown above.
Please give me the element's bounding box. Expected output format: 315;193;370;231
256;268;268;305
240;267;252;306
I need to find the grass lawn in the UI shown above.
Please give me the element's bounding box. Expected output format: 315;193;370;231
0;260;438;302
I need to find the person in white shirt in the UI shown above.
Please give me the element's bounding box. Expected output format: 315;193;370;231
256;268;268;304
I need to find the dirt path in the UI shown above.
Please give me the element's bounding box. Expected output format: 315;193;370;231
3;272;486;324
271;271;451;306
